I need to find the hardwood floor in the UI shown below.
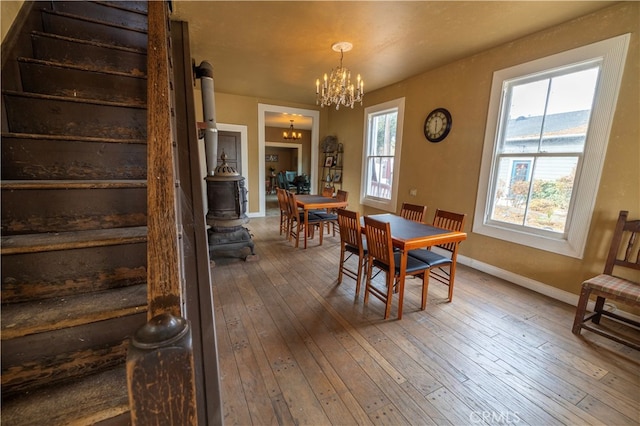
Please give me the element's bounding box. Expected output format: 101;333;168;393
211;216;640;425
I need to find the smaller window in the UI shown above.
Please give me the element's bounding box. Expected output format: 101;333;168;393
361;98;405;211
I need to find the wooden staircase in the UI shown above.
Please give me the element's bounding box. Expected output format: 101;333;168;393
1;1;150;424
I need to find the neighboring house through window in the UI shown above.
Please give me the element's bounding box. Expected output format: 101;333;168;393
474;34;630;258
361;97;405;211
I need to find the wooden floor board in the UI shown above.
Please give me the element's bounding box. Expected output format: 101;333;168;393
211;216;640;425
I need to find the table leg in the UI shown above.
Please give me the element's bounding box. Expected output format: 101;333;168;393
397;250;408;319
304;208;309;249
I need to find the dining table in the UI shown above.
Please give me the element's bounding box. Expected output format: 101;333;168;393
362;213;467;319
295;194;348;249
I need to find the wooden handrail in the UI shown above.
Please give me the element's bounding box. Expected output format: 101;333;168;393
127;2;197;425
146;0;182;318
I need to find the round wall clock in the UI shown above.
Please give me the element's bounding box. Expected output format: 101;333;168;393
424;108;452;143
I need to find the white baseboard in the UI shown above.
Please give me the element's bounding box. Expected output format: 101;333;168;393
456;253;640;322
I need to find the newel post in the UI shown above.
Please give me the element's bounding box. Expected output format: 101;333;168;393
127;313;197;425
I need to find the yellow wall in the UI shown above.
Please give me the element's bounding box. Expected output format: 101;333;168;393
1;1;25;42
323;2;639;297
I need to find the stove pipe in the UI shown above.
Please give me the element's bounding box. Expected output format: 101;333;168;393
195;61;218;176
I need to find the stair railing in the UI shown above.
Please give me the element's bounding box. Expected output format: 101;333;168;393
127;2;197;424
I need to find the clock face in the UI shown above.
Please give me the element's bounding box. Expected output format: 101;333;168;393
424;108;452;143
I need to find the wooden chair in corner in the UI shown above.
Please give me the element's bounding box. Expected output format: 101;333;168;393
400;202;427;223
286;191;324;248
337;209;367;297
572;210;640;350
276;188;289;236
407;209;466;307
363;216;431;319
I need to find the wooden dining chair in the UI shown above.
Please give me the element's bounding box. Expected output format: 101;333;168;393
363;216;431;319
337;209;367;296
322;186;335;198
286;191;324;248
572;210;640;350
407;209;466;307
316;189;349;236
400;203;427;223
276;188;289;236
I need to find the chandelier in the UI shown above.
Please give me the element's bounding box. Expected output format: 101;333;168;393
315;42;364;110
283;120;301;140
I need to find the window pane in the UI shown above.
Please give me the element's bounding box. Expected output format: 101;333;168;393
365;156;393;199
524;156;578;233
490;156;534;226
541;68;598;153
502;79;549;154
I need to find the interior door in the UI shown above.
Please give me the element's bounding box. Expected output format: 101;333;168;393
218;130;241;174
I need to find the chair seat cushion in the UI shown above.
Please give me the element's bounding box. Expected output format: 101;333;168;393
314;212;338;220
345;241;368;255
408;249;452;267
373;253;429;274
583;274;640;303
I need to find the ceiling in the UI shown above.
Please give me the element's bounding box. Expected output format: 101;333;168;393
172;1;616;129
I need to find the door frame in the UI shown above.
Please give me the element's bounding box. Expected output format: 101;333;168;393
258;104;319;217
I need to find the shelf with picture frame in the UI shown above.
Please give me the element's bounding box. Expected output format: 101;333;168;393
320;138;343;196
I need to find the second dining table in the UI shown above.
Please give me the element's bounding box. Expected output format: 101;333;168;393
295;194;348;249
362;213;467;319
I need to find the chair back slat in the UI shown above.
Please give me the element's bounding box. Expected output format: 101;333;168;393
364;216;394;271
336;190;349;203
337;209;363;251
432;209;466;253
606;211;640;273
400;203;427;222
322;187;335;198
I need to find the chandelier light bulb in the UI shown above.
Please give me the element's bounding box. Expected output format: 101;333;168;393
315;42;364;110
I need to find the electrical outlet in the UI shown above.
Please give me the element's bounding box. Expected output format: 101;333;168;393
409;189;417;196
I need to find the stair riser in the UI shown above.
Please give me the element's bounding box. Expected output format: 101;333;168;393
3;94;146;139
51;1;148;32
102;1;149;14
2;311;147;396
2;242;146;303
42;10;147;50
19;61;147;104
31;33;147;75
1;137;147;180
1;187;147;234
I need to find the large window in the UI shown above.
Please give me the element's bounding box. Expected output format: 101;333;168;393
361;98;405;211
474;34;630;258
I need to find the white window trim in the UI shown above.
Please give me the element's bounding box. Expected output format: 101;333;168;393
360;97;405;211
473;34;630;259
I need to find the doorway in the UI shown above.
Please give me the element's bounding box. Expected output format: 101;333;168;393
258;104;319;217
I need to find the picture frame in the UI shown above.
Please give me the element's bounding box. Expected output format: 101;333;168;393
333;173;341;183
324;156;334;167
266;154;278;162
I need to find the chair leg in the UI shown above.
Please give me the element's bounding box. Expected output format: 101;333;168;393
421;273;431;310
447;264;456;302
337;245;345;284
384;274;394;320
364;261;373;304
593;296;606;325
355;256;365;296
572;284;591;335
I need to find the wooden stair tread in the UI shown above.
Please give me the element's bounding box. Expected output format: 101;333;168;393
1;284;147;340
1;226;147;255
1;366;129;426
1;179;147;190
2;89;146;109
42;8;148;34
18;56;147;79
31;29;147;54
1;132;145;144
